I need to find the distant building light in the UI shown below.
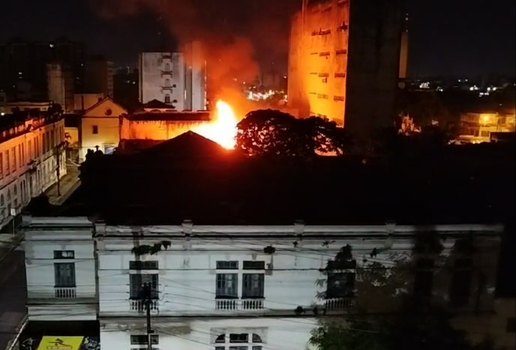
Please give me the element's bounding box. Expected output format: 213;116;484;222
0;112;5;116
49;43;54;48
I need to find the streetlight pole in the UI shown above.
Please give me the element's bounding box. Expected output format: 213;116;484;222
54;141;67;197
139;283;154;350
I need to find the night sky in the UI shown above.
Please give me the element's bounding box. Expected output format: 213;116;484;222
0;0;514;78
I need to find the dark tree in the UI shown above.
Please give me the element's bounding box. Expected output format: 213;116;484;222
236;109;348;157
310;236;496;350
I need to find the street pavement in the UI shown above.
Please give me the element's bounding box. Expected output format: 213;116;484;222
0;239;26;350
45;164;81;206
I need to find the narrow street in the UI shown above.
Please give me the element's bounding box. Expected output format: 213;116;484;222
0;242;26;350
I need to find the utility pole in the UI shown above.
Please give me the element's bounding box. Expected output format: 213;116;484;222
139;283;154;350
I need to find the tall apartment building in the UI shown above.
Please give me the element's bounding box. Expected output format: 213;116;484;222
0;110;66;229
288;0;403;142
139;42;207;111
84;57;115;97
47;63;74;113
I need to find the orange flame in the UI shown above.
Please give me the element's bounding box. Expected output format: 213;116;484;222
194;100;238;149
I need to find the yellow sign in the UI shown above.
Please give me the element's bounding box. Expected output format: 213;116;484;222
37;336;84;350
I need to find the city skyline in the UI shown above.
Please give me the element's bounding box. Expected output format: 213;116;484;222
0;0;514;77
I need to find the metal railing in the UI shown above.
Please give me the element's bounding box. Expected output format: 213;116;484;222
325;297;353;311
130;299;159;312
215;298;265;311
54;287;76;298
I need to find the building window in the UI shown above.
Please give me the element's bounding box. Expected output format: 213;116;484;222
131;335;158;344
216;261;266;301
242;274;264;298
327;272;355;298
130;261;159;270
214;333;263;350
130;334;159;349
92;125;99;134
164;78;171;87
54;250;75;259
243;261;265;270
54;263;76;287
164;63;171;72
164;94;171;104
217;261;238;270
216;274;238;299
130;274;159;299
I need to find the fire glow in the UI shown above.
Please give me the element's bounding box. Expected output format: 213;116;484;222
194;100;238;149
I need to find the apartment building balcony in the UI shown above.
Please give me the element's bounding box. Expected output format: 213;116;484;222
130;299;159;312
325;297;353;311
54;287;76;298
215;298;265;311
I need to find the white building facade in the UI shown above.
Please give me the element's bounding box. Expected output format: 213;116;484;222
0;113;66;229
139;42;207;111
22;218;506;350
23;217;97;321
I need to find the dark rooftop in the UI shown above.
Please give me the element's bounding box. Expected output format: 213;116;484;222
27;131;514;228
125;111;211;122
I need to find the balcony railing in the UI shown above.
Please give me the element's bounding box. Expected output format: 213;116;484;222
55;287;76;299
215;298;265;311
325;298;353;311
130;299;159;312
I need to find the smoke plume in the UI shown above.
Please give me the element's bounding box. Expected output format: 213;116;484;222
89;0;298;111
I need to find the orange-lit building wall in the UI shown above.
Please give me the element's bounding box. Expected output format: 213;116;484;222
120;119;206;141
289;0;403;143
288;0;350;126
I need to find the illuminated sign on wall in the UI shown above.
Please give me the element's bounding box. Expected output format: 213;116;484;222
37;337;84;350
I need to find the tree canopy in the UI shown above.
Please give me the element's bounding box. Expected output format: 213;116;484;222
310;234;498;350
236;109;348;157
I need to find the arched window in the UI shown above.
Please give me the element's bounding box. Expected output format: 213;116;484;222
164;62;171;72
165;78;171;87
164;94;171;104
214;333;263;350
